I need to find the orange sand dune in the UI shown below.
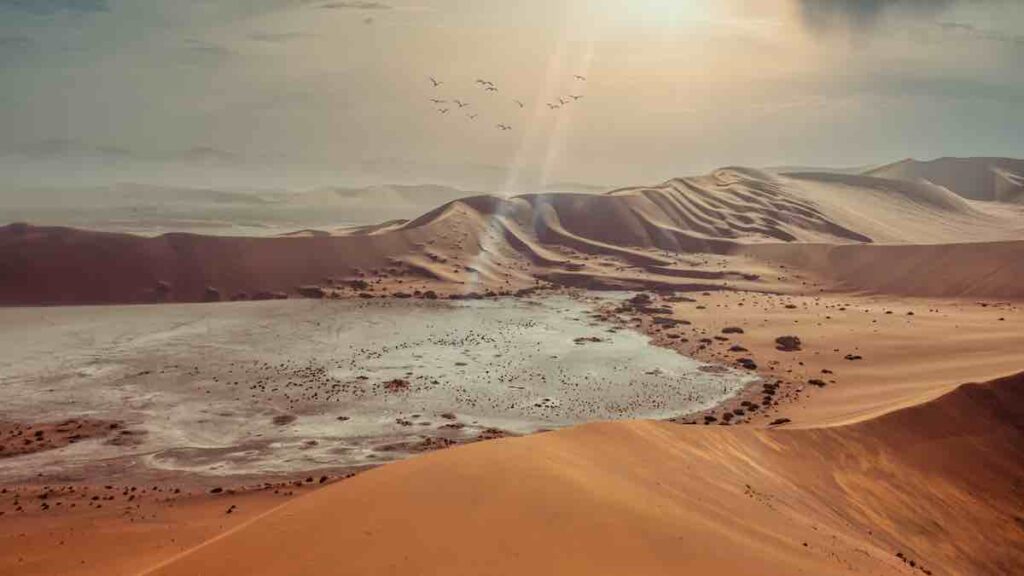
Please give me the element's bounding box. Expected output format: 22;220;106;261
147;372;1024;576
744;240;1024;299
3;164;1024;305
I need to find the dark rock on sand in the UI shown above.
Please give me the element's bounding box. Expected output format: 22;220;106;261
775;336;802;352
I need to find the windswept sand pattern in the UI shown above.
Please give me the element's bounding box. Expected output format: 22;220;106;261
2;160;1024;304
867;157;1024;204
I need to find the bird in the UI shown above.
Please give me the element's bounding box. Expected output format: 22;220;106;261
430;98;447;104
514;100;525;108
437;108;449;114
546;103;561;110
475;79;490;86
485;85;498;92
574;75;586;81
569;95;583;101
429;76;443;87
454;100;470;108
496;124;512;131
467;113;479;120
558;97;568;105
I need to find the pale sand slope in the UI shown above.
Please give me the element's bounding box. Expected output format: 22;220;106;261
865;157;1024;204
148;373;1024;576
3;162;1024;305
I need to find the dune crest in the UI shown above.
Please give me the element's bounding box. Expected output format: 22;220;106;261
4;161;1023;305
866;157;1024;204
147;372;1024;576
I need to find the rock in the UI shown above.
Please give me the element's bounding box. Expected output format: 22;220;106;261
272;414;297;426
775;335;802;352
296;285;326;299
808;379;827;387
252;291;288;301
737;358;758;370
729;345;749;353
203;286;221;302
628;293;653;306
721;326;745;334
844;354;863;361
384;379;410;393
769;418;791;426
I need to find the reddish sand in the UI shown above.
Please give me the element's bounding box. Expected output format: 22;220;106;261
1;160;1023;575
143;373;1024;576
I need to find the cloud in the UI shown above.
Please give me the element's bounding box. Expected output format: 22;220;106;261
248;31;312;43
794;0;955;33
936;21;1024;46
185;38;235;58
320;1;392;10
0;0;108;14
0;35;32;49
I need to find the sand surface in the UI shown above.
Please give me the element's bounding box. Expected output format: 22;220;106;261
146;373;1024;576
1;159;1023;575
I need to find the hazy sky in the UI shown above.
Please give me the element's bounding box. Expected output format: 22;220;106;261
1;0;1023;190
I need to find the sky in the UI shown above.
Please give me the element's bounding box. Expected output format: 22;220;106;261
1;0;1023;191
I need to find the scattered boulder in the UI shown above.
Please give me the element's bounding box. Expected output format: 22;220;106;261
272;414;297;426
203;286;221;302
775;335;802;352
769;418;791;426
296;285;326;299
721;326;745;334
384;379;410;393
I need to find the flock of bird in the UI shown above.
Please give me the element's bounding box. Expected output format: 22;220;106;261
426;74;588;132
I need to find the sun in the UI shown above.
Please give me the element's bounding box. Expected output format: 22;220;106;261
587;0;712;28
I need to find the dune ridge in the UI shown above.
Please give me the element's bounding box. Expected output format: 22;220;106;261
147;371;1024;576
3;160;1024;305
866;157;1024;204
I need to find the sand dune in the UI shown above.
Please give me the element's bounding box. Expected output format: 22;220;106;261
1;182;477;237
866;157;1024;204
3;159;1024;576
745;240;1024;299
147;371;1024;576
3;161;1023;305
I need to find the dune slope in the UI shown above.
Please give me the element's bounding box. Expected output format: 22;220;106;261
148;372;1024;576
3;163;1024;305
866;157;1024;204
